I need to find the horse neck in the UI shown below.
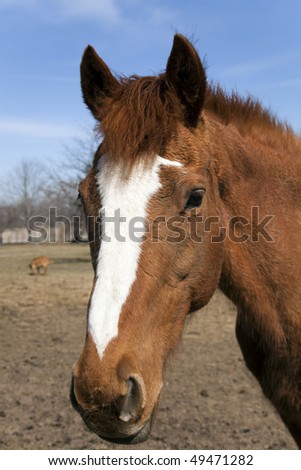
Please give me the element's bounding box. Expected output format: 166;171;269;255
207;118;301;344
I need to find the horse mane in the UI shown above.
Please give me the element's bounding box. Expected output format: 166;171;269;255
98;74;300;168
204;84;300;153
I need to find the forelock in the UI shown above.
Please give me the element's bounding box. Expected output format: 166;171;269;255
98;75;182;172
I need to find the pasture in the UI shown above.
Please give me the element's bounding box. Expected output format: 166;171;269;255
0;243;296;449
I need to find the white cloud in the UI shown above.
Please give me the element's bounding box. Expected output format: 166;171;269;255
219;50;301;79
0;118;75;139
0;0;177;29
0;0;122;24
17;73;78;83
59;0;122;23
0;0;37;8
278;78;301;88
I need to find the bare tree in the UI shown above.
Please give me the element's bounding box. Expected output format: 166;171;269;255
0;131;100;238
46;129;100;220
0;159;49;228
59;129;99;181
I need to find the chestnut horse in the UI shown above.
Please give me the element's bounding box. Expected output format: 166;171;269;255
29;256;50;275
70;35;301;447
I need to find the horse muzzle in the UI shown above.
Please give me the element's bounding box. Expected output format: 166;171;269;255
70;374;154;444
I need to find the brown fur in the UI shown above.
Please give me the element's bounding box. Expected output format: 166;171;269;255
99;76;182;170
71;35;301;448
205;85;301;155
100;80;300;168
29;256;50;275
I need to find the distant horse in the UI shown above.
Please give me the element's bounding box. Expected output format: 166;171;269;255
29;256;50;275
70;35;301;447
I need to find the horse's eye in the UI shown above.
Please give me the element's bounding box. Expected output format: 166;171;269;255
184;189;205;211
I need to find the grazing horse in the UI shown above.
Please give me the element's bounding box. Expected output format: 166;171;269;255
70;35;301;447
29;256;50;275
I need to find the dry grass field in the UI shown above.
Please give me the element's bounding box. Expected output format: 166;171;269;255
0;243;296;450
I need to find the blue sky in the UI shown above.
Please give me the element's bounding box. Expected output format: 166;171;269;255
1;0;300;180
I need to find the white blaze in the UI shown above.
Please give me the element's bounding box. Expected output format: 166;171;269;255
88;155;182;359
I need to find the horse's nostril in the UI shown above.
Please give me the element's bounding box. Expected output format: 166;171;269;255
119;375;146;423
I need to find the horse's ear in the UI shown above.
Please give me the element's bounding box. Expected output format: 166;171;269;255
80;45;119;120
166;34;207;128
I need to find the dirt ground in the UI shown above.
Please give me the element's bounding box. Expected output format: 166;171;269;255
0;243;297;450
